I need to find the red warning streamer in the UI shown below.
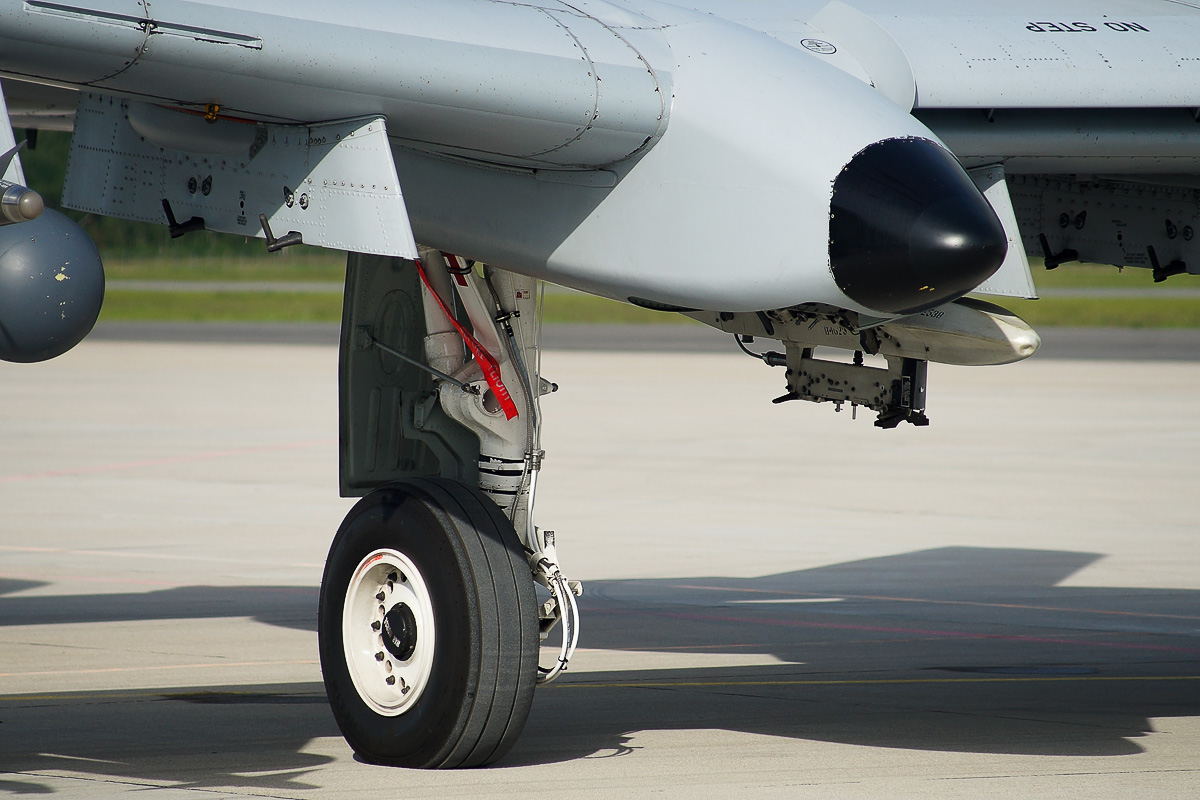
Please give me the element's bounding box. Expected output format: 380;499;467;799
413;259;519;420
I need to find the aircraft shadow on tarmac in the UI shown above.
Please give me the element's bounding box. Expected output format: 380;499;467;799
1;546;1198;789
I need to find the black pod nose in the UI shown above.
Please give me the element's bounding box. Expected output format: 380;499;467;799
829;138;1007;316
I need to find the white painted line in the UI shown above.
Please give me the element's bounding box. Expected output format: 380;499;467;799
728;598;845;604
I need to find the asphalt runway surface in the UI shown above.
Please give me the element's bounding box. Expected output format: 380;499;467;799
1;326;1199;798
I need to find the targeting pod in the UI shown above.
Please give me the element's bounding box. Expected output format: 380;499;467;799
0;208;105;363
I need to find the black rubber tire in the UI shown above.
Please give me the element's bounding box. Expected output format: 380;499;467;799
318;478;538;768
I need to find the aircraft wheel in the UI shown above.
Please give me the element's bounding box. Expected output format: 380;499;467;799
318;478;538;768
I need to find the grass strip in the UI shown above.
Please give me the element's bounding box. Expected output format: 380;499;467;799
1028;260;1180;289
102;253;346;283
100;291;344;322
101;254;1198;290
99;289;699;324
99;288;1200;327
539;294;698;324
1002;297;1200;328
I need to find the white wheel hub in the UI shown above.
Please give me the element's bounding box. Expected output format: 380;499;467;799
342;548;435;716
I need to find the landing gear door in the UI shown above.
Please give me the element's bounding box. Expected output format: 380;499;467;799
339;253;479;497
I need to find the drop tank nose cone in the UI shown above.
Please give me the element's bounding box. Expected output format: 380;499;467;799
829;138;1007;316
1;184;44;224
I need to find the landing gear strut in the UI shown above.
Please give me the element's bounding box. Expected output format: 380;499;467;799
319;250;579;767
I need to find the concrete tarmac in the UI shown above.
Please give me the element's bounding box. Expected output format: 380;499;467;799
1;329;1199;798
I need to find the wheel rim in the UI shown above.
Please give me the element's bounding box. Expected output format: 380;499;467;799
342;548;436;716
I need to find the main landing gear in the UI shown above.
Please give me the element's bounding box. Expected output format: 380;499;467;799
318;249;580;768
318;479;537;767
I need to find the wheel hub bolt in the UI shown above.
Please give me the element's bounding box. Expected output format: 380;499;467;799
386;675;396;686
375;651;385;661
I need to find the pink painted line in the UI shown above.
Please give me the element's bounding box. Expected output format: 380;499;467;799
645;610;1200;655
0;571;180;588
0;438;335;483
671;583;1200;623
0;659;318;679
0;545;323;570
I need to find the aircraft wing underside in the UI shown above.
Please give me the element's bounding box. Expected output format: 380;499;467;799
679;0;1200;111
0;0;1196;346
3;0;1198;297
